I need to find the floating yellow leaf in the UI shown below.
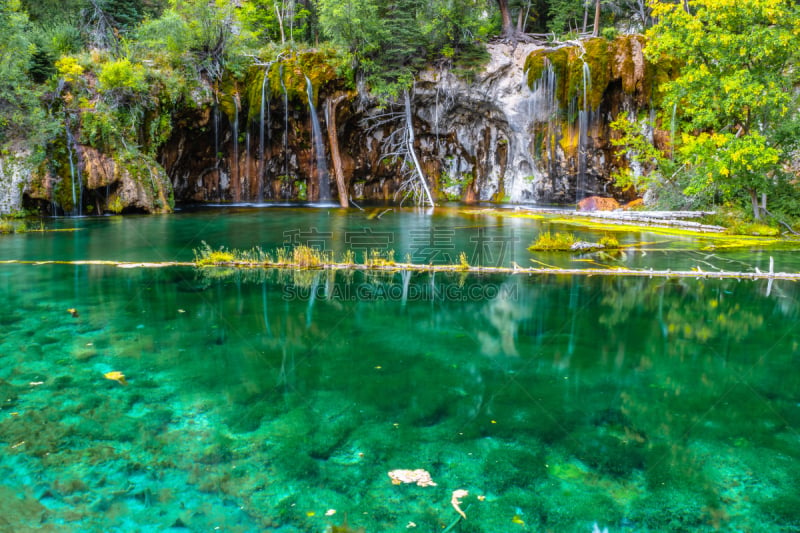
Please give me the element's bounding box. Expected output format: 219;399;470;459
306;511;315;517
104;371;128;386
512;515;525;525
67;308;79;318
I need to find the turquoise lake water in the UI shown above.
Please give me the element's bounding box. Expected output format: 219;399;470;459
1;207;799;532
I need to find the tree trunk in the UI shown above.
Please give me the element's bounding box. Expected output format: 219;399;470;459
750;188;761;220
497;0;515;36
592;0;601;37
325;92;349;208
517;0;533;33
403;90;434;207
274;2;285;44
583;0;589;33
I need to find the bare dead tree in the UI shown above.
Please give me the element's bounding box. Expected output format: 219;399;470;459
361;88;434;207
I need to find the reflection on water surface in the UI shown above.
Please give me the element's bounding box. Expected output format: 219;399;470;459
1;209;799;532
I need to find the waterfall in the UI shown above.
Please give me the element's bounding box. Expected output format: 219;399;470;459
279;63;288;183
232;93;241;202
576;61;591;202
305;75;330;202
245;130;251;198
64;121;83;216
531;62;559;201
258;65;270;201
213;99;220;169
213;96;222;201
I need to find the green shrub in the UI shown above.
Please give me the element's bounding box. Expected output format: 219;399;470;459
98;58;148;94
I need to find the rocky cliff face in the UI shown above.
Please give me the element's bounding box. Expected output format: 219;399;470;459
159;36;656;207
21;145;172;215
0;149;32;215
6;36;657;216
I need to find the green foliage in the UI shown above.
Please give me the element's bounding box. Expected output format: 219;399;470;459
97;58;148;94
609;112;678;194
646;0;800;216
547;0;585;35
239;0;316;46
319;0;493;98
0;1;59;146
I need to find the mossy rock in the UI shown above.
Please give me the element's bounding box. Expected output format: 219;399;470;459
524;52;547;85
525;36;661;110
268;48;340;106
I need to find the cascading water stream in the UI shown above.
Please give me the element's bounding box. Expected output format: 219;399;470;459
64;120;83;216
279;64;289;192
232;93;240;201
576;61;591;202
258;65;271;201
305;75;330;202
213;95;221;201
532;62;559;200
245;131;251;198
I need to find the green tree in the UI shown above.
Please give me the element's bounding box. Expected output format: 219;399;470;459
0;0;47;143
645;0;800;219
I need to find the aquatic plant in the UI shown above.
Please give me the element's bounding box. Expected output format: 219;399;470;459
598;234;620;248
194;241;236;265
528;231;577;251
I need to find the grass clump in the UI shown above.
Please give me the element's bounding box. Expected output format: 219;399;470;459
0;218;48;234
194;241;235;265
599;234;621;248
364;249;395;267
457;251;470;271
528;231;576;251
291;245;332;267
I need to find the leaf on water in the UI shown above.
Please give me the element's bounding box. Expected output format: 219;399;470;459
67;308;79;318
104;371;128;386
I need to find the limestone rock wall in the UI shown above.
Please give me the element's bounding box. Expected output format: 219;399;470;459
0;151;32;215
161;37;658;206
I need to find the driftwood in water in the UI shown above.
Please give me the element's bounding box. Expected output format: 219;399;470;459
2;259;798;281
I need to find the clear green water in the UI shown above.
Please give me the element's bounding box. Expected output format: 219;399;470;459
1;208;799;532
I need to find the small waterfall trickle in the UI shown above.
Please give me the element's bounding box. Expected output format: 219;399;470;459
212;96;221;201
64;121;83;216
258;65;271;201
576;61;592;202
531;62;559;200
232;93;241;201
213;99;221;168
245;130;251;198
305;75;330;202
279;63;289;189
